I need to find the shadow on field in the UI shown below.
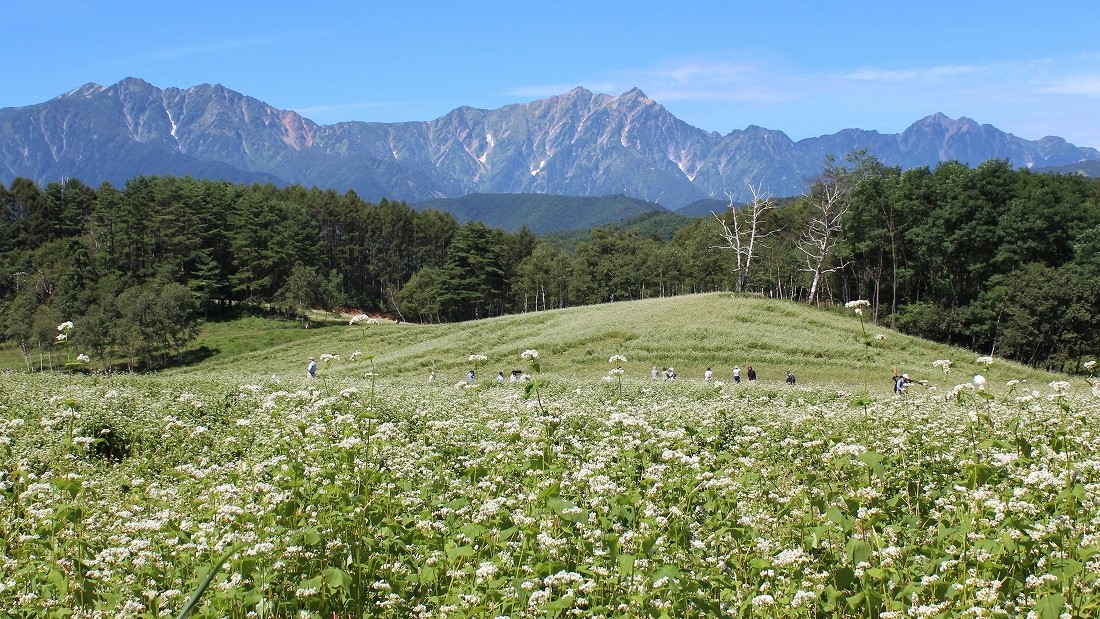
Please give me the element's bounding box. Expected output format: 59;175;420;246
177;344;218;367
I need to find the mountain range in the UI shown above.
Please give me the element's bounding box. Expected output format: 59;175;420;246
2;77;1097;210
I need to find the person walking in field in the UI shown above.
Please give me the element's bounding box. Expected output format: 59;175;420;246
747;365;756;381
704;367;713;381
307;356;317;379
733;366;741;383
786;371;796;385
651;366;659;381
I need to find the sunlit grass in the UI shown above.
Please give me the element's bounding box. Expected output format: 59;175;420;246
155;293;1059;397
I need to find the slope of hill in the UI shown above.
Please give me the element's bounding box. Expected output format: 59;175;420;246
169;293;1059;394
3;78;1098;208
411;193;668;233
539;210;696;251
1037;159;1100;178
675;198;730;217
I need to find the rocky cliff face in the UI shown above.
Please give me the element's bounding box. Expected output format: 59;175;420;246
2;78;1097;208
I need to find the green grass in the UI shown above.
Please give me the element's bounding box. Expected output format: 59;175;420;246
157;292;1060;395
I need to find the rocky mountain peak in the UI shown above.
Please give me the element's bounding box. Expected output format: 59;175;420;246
1;79;1097;208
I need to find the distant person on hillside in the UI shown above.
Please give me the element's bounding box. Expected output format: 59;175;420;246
895;373;912;394
497;371;505;382
733;366;741;383
785;371;796;385
747;365;756;381
651;366;659;381
704;367;713;381
467;369;475;383
307;356;317;379
429;370;436;382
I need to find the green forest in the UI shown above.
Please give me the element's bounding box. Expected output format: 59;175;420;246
2;154;1099;371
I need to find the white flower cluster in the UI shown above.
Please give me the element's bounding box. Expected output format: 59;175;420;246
1048;380;1072;393
608;354;627;364
874;333;886;341
76;353;91;363
320;353;340;362
976;356;994;365
1084;360;1097;372
468;354;488;363
349;314;378;325
932;359;953;374
845;300;870;315
521;349;539;361
56;321;74;342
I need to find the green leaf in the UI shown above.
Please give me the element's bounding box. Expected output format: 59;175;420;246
856;450;885;467
301;528;321;546
446;544;474;560
176;545;239;619
1050;558;1083;581
845;539;872;565
1035;593;1066;619
827;506;852;531
322;566;349;590
617;554;635;577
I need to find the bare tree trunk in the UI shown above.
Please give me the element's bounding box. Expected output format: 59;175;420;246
714;183;777;292
800;180;848;305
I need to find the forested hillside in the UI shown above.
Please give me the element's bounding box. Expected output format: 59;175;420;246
2;155;1098;371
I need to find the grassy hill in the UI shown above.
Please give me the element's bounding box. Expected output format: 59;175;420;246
168;293;1057;394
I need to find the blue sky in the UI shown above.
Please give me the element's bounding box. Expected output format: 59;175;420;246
4;0;1100;148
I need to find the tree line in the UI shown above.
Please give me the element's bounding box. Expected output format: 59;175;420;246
2;154;1098;371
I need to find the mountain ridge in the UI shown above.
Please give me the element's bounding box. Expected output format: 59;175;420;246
2;77;1097;208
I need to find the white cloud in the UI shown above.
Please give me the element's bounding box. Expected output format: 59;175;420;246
138;36;281;63
839;64;981;82
1044;75;1100;96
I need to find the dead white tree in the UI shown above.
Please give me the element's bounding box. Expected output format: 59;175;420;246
713;182;777;292
799;178;849;305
